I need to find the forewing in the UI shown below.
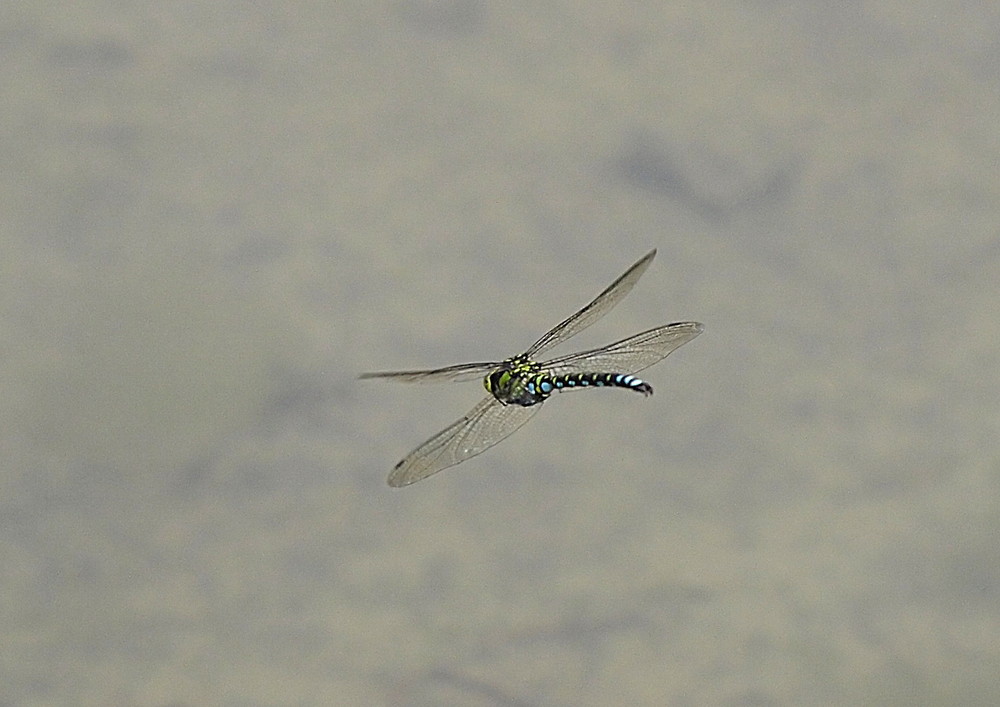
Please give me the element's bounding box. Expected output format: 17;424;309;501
524;249;657;358
540;322;703;376
387;396;541;487
359;361;498;384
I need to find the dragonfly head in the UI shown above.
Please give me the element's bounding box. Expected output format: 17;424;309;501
484;368;512;396
484;357;547;407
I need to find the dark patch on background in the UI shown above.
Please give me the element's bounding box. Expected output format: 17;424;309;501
394;0;487;37
616;134;796;223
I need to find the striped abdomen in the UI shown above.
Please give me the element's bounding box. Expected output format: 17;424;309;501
486;357;653;407
525;372;652;399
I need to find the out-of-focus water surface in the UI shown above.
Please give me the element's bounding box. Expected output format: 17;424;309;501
3;3;998;704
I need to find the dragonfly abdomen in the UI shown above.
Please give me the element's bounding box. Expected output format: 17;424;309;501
531;372;653;397
487;363;654;407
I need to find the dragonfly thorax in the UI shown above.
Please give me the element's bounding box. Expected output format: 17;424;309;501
485;357;548;407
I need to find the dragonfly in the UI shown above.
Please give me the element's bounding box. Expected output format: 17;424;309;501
361;249;703;487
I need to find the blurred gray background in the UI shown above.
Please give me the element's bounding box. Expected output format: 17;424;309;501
2;2;998;705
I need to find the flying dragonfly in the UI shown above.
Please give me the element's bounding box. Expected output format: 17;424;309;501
361;249;703;487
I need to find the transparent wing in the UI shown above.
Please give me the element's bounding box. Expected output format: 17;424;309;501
387;396;541;487
540;322;703;376
524;249;657;359
359;361;499;384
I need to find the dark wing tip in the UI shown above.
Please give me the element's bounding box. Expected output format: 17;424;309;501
671;321;704;336
387;466;419;488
